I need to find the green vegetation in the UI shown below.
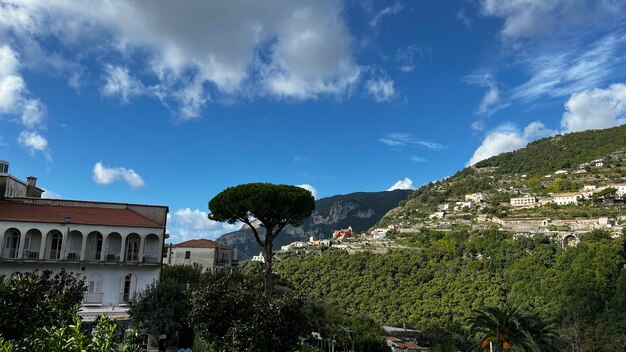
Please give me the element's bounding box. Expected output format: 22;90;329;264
0;270;85;342
275;229;626;351
475;125;626;176
209;182;316;296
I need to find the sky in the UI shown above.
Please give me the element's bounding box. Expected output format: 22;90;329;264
1;0;626;242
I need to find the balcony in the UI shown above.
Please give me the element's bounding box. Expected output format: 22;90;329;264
83;292;103;305
143;255;159;264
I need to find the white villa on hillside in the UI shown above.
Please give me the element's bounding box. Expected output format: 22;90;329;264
0;163;167;321
553;193;583;205
510;194;538;207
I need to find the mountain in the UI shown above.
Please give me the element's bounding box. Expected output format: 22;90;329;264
376;124;626;229
216;189;412;258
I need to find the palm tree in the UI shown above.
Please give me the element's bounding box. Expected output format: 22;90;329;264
470;304;568;352
470;304;534;351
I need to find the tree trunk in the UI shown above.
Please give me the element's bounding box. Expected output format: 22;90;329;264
263;231;274;298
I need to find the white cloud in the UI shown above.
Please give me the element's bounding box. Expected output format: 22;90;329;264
0;135;6;147
464;73;508;116
511;34;625;102
370;3;404;28
467;122;554;166
561;83;626;132
167;208;240;243
0;0;361;117
92;162;145;189
379;133;446;150
42;189;62;199
17;130;50;159
480;0;624;39
101;65;145;103
387;177;414;191
366;77;396;102
410;156;427;162
0;44;45;128
296;184;318;199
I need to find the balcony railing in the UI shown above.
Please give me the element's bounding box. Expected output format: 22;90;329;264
83;292;103;304
105;254;120;262
66;252;80;261
126;253;140;262
25;251;39;260
143;255;159;263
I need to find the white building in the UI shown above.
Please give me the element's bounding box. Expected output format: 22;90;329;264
510;194;538;207
251;252;265;262
0;197;167;321
553;193;583;205
164;239;235;272
554;170;568;175
464;192;485;203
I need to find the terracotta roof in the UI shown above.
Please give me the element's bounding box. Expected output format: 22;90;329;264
172;239;231;249
0;202;162;228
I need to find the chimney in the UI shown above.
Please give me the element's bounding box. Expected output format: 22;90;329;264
27;176;37;187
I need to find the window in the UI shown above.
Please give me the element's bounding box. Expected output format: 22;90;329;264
49;231;63;260
185;251;191;259
4;229;20;259
126;234;140;261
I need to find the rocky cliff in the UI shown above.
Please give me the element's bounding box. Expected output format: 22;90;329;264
216;189;412;258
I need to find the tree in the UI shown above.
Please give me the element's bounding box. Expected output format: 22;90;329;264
470;304;567;352
191;273;311;351
128;280;192;344
209;183;315;297
0;270;85;341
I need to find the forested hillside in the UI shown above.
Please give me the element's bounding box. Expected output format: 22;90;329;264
475;124;626;176
275;229;626;350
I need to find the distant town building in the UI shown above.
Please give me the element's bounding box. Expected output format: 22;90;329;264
510;194;538;207
464;192;485;203
554;170;568;175
280;241;306;251
164;239;235;272
429;211;446;219
553;193;583;205
333;226;353;240
251;252;264;262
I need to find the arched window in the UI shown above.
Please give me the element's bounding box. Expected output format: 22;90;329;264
48;231;63;260
3;229;20;259
125;234;140;262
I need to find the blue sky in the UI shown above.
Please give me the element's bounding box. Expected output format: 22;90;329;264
1;0;626;241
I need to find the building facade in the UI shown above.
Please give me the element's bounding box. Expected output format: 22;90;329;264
0;165;167;321
164;239;235;272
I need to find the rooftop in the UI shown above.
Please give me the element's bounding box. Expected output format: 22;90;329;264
0;202;163;228
172;238;231;249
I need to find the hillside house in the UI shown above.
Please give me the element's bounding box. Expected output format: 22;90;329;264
510;194;538;207
164;239;235;273
553;193;583;205
555;170;568;175
333;226;353;240
464;192;485;203
280;241;306;251
251;252;264;262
